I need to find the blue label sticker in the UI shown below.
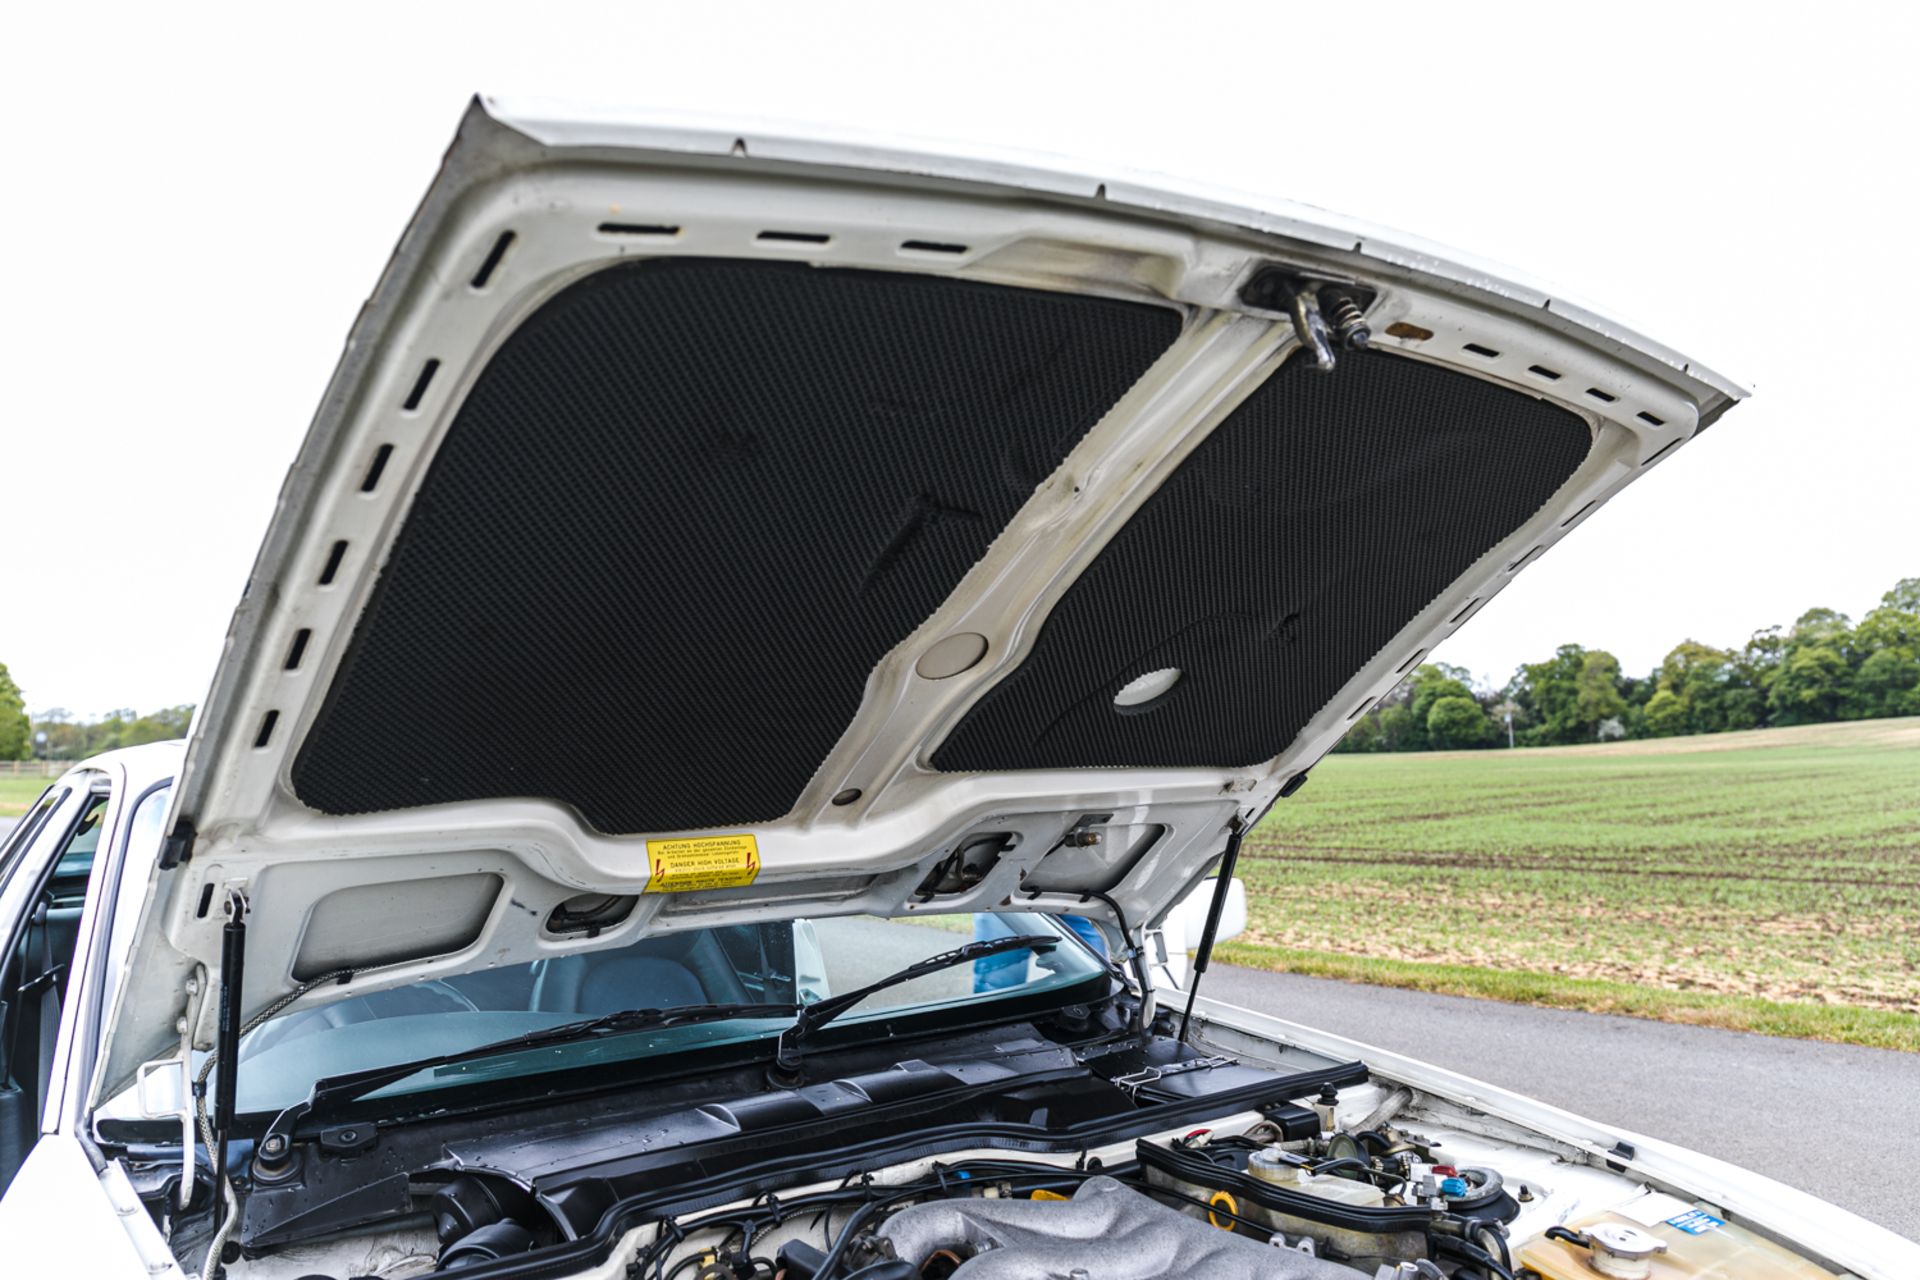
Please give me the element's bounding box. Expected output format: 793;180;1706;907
1666;1209;1725;1235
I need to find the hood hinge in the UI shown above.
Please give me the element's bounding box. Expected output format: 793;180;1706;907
144;964;211;1216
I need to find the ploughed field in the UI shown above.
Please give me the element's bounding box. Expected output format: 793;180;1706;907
1220;717;1920;1050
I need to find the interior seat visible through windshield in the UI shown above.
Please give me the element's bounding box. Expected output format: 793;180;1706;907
183;911;1103;1118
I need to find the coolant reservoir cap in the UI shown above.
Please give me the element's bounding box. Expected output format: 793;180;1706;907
1588;1222;1669;1259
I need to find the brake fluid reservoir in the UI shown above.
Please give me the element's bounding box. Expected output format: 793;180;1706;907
1516;1198;1839;1280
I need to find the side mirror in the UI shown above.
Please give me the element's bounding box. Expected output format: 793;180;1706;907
1152;877;1247;990
1209;877;1248;946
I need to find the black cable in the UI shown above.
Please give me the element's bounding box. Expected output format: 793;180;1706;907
841;1263;909;1280
662;1256;707;1280
1078;889;1151;1036
813;1196;893;1278
1442;1237;1515;1280
1304;1156;1405;1189
809;1172;866;1239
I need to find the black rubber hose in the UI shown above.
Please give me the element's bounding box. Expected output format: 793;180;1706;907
1079;888;1152;1036
1440;1237;1515;1280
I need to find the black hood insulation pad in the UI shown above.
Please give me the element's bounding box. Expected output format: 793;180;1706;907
931;348;1592;772
292;258;1180;833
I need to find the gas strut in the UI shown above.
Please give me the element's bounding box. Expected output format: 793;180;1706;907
208;892;247;1271
1177;815;1247;1044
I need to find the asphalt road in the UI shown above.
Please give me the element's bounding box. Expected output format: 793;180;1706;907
1207;964;1920;1242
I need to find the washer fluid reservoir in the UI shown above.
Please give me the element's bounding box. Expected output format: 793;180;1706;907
1516;1197;1839;1280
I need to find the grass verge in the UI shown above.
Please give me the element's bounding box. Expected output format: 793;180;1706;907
1214;940;1920;1054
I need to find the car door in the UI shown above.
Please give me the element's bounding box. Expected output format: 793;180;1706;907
0;771;110;1194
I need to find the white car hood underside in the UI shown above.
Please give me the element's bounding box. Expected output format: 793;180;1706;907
95;96;1742;1097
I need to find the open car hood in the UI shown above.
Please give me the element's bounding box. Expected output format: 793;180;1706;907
97;96;1743;1094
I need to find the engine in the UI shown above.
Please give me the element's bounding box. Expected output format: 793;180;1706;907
873;1176;1383;1279
668;1113;1526;1280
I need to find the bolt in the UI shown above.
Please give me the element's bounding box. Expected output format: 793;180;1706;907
261;1134;287;1157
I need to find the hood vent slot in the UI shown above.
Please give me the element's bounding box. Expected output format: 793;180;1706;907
317;540;348;586
599;222;680;237
402;359;440;412
360;444;394;493
470;231;516;290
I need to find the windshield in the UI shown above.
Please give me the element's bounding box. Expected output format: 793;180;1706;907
182;911;1104;1115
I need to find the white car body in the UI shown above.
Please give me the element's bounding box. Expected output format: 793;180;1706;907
2;98;1911;1278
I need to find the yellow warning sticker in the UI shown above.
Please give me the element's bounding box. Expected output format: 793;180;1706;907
644;834;761;894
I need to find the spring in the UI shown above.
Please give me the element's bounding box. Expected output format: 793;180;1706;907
1328;294;1371;349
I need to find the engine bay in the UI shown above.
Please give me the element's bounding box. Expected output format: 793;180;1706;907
97;902;1843;1280
117;1023;1844;1280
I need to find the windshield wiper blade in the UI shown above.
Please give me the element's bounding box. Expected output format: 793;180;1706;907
268;1000;796;1137
768;933;1057;1084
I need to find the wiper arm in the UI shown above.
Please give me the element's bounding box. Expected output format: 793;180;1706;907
768;934;1057;1085
259;1000;795;1152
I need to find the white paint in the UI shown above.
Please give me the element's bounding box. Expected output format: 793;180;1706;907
0;1136;185;1275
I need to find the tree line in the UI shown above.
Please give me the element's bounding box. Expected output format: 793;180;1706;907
0;680;195;762
5;574;1916;762
1340;575;1920;751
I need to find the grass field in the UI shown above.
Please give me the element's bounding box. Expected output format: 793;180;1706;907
1220;717;1920;1051
8;722;1917;1047
0;775;59;817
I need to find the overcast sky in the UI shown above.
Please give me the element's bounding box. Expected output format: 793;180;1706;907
4;2;1914;717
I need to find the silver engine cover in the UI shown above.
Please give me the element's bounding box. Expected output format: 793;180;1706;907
875;1175;1366;1279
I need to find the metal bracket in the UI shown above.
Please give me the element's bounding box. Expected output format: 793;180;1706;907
134;1058;184;1120
158;819;197;870
1111;1053;1235;1093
